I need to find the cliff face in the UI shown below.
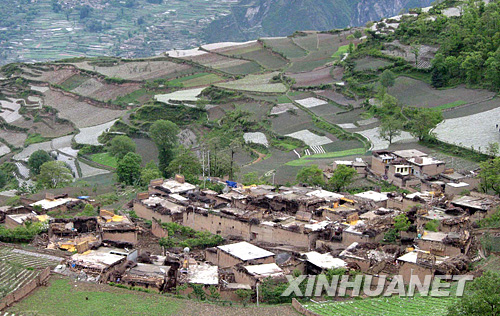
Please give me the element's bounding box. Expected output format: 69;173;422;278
203;0;433;42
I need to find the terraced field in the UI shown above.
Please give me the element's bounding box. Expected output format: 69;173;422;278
0;247;63;299
304;295;456;316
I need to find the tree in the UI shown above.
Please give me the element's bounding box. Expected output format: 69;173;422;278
108;135;136;160
328;165;357;192
297;165;324;187
353;30;363;39
378;116;404;144
393;213;411;232
379;70;396;89
38;161;73;189
486;142;499;157
242;172;261;186
149;120;179;176
410;43;421;67
166;146;201;182
479;158;500;197
116;152;142;185
140;161;162;186
461;51;484;84
379;94;399;116
447;271;500;316
28;150;52;175
407;108;443;141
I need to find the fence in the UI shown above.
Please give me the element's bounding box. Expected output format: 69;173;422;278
0;267;51;311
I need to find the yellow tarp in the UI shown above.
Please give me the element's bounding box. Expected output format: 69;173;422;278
107;215;124;222
60;244;76;252
36;215;50;222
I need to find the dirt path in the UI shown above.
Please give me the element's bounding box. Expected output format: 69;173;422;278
247;149;266;165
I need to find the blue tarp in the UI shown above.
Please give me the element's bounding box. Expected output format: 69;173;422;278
226;181;237;188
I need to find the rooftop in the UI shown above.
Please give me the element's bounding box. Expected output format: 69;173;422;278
126;263;170;279
141;196;184;213
392;149;428;159
420;231;448;242
244;263;284;278
452;195;496;211
397;250;447;264
303;251;346;270
408;156;444;166
186;263;218;285
160;180;196;194
306;189;343;201
30;198;76;210
70;250;124;270
217;242;275;261
355;191;388;202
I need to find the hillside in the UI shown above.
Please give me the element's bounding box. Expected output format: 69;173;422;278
203;0;434;42
0;0;497;192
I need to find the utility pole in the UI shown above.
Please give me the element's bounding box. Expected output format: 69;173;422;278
256;282;259;307
202;149;205;189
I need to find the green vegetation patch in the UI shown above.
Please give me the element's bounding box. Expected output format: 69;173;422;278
434;100;467;111
305;295;456;316
332;44;350;59
60;74;89;91
25;133;48;146
286;148;365;166
8;278;181;316
90;153;118;168
169;73;224;87
216;72;287;93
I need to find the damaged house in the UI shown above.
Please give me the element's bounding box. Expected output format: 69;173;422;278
100;210;138;247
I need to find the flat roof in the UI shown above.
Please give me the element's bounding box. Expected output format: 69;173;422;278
141;196;184;213
420;231;448;242
244;263;283;277
6;213;33;224
393;149;428;159
303;251;346;270
70;250;124;270
408;156;444;166
355;191;388;202
452;195;495;210
217;242;274;261
306;189;343;201
30;198;76;210
446;182;469;188
397;250;447;264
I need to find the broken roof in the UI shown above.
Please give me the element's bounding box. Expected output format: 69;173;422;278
160;179;196;194
125;263;170;279
397;250;447;264
70;250;124;270
303;251;346;270
217;242;274;261
141;196;184;213
451;195;496;211
306;189;343;201
420;231;448;242
244;263;284;278
186;263;218;285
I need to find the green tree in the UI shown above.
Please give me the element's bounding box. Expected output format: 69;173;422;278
149;120;179;176
461;51;484;84
393;213;411;232
297;165;324;187
379;94;399;116
407;108;443;141
242;172;261;185
447;271;500;316
38;161;73;189
379;70;396;89
353;30;363;39
28;150;52;175
117;152;142;185
0;170;7;189
328;165;357;192
486;142;499;157
140;161;162;186
378;116;404;145
108;135;136;160
166;146;201;182
485;51;500;90
479;158;500;197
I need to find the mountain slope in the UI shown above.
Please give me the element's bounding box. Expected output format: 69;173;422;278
203;0;433;42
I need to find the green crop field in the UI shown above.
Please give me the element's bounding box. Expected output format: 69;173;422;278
304;295;456;316
354;57;393;71
292;34;319;52
285;147;365;166
263;37;308;59
240;49;289;70
216;72;287;93
169;73;224;87
90;153;118;168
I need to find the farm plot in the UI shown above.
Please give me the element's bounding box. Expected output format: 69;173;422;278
389;77;496;108
180;53;261;75
354;56;393;71
0;144;10;156
296;97;328;108
292;33;319;52
202;41;258;53
271;109;316;135
155;87;205;104
0;130;27;148
79;161;111;178
168;73;224;88
358;127;415;151
0;99;23;123
304;295;455;316
444;98;500;120
13;141;53;161
270;103;296;115
30;85;50;93
262;37;308;59
236;102;274;122
74;120;117;145
210;41;288;69
21;68;75;84
316;90;354;107
0;247;63;299
43;90;125;128
215;72;287;93
434;105;500;155
244;132;269;147
71;78;142;102
59;74;89;91
308;103;345;122
286;130;334;146
288;66;336;87
72;60;197;81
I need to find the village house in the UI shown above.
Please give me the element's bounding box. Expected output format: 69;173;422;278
29;194;80;213
329;158;368;176
450;194;499;220
354;191;389;208
416;207;470;233
339;242;400;274
100;210;138;247
121;263;177;292
133;193;186;223
301;251;347;274
68;248;128;282
415;230;466;257
211;242;276;269
233;263;285;287
397;250;447;284
4;213;49;229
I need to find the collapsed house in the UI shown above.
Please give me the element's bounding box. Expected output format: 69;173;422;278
68;248;129;282
416;207;470;233
121;263;177;292
209;242;276;269
4;213;49;229
416;231;467;257
397;250;448;284
301;251;347;274
29;194;80;213
100;210;138;247
233;263;285;287
339;242;400;274
450;195;499;220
